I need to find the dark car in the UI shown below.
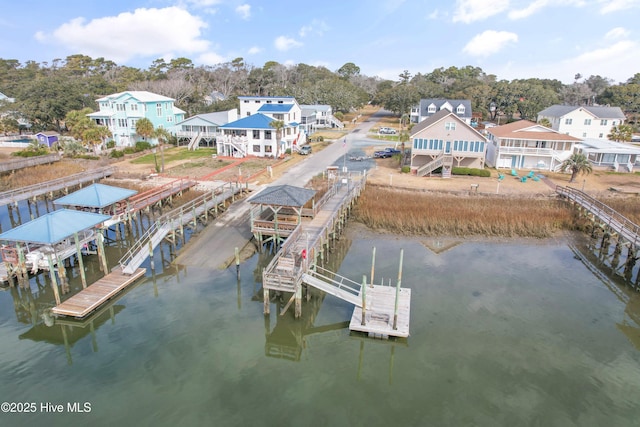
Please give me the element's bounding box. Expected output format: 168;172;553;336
374;147;401;158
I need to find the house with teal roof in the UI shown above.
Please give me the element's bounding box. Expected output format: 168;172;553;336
218;96;304;157
87;91;185;147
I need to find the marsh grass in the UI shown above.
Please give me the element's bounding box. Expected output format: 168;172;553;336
354;185;574;237
0;162;86;191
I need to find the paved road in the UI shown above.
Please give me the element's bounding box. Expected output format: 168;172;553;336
173;109;391;270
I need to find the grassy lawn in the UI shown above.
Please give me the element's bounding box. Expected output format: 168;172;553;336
131;147;217;164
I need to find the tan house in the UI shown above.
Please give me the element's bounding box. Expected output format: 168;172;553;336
410;109;487;177
485;120;580;171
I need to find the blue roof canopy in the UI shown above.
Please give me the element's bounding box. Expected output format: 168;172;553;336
258;104;294;113
0;209;110;244
54;183;137;208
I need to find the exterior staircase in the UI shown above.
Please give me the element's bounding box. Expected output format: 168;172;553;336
120;222;172;274
187;133;202;150
416;153;453;177
328;115;344;129
301;269;362;307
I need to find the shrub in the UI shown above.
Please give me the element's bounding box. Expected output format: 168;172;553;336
106;140;116;149
12;141;49;157
135;140;152;152
123;147;136;155
452;167;491;177
109;149;124;159
401;166;411;173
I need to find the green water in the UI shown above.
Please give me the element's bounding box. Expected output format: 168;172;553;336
1;228;640;427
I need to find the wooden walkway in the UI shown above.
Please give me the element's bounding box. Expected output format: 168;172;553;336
0;154;60;174
557;185;640;246
0;166;115;207
51;267;146;318
127;178;197;212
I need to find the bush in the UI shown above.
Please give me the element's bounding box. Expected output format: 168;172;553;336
452;167;491;177
123;147;136;155
401;166;411;173
109;149;124;159
106;140;115;149
135;140;152;152
12;141;49;157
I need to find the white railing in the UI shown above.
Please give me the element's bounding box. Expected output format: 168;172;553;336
499;146;555;156
175;130;217;139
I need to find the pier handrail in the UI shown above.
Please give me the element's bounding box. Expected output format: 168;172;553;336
556;185;640;246
308;265;362;298
0;166;115;206
118;181;239;271
0;153;61;174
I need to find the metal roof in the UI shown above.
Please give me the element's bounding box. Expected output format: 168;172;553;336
248;185;316;207
0;209;110;244
96;91;175;103
220;113;274;130
54;183;137;208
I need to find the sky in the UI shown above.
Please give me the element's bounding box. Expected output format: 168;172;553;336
1;0;639;84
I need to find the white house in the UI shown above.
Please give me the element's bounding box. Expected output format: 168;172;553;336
88;91;186;146
537;105;626;141
218;96;304;157
300;104;343;129
486;120;580;171
171;110;237;149
410;109;487;177
410;99;473;125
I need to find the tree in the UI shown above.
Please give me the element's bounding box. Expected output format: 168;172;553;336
65;108;95;140
538;118;552;128
0;116;19;135
82;126;112;154
268;120;285;158
336;62;360;80
561;153;592;183
135;118;155;142
154;127;171;172
608;124;633;142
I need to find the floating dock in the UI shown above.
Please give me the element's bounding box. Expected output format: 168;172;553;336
52;267;146;318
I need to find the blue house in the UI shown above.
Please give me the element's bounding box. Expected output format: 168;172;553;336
35;131;59;147
87;91;186;147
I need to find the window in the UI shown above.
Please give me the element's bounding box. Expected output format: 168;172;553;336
255;100;261;103
445;122;456;131
252;145;260;152
428;105;436;113
166;116;173;123
456;105;465;115
131;104;138;112
116;104;125;112
584;119;591;125
130;119;137;129
599;133;604;138
253;130;260;139
582;132;587;137
243;100;249;103
278;100;283;104
118;118;127;127
265;131;272;140
612;120;617;126
565;118;572;125
600;119;607;126
265;145;272;153
156;103;162;116
246;112;251;116
266;100;272;104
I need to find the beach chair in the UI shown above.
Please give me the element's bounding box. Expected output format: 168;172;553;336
532;176;540;182
527;171;535;178
520;176;527;183
510;169;518;176
498;173;505;181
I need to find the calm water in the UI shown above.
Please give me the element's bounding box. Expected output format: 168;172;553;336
1;221;640;426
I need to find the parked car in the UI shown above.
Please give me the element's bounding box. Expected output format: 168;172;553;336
378;127;397;135
374;147;401;158
299;145;312;155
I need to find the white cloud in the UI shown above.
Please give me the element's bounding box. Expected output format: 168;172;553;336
462;30;518;57
452;0;509;23
235;4;251;20
274;35;302;51
197;52;226;65
598;0;640;14
605;27;630;40
428;9;447;19
299;20;329;38
247;46;262;55
35;7;210;64
508;0;551;19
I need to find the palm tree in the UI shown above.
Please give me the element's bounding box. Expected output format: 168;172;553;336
135;118;155;142
561;153;592;183
269;120;285;158
154;128;171;172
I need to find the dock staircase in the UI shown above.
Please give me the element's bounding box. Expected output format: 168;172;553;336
118;182;242;274
416;153;453;177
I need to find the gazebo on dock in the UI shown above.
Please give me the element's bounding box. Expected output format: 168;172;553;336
54;183;137;226
0;209;111;305
248;185;317;247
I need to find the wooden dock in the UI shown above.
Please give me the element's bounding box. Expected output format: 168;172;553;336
51;267;146;318
349;286;411;338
